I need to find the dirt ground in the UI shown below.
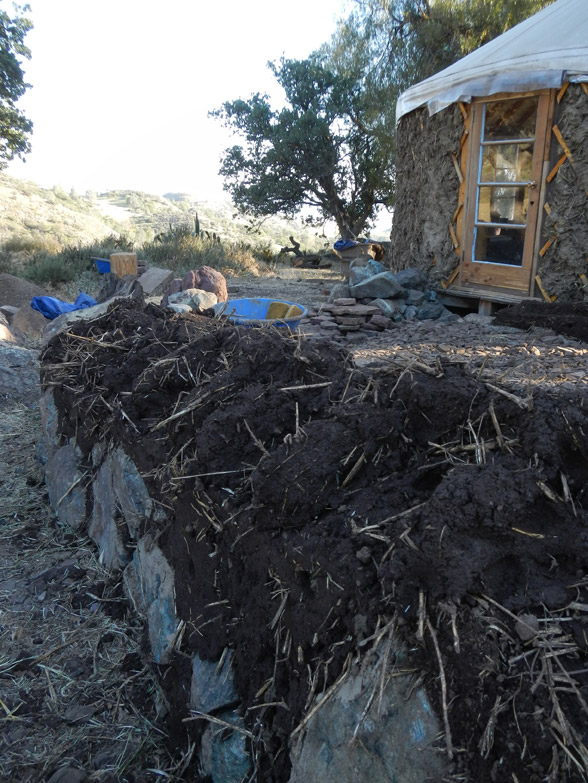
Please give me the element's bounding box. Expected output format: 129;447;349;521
3;267;588;782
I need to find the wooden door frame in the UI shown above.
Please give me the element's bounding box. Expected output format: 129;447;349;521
459;89;554;295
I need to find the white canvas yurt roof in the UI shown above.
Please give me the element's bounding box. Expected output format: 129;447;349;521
396;0;588;121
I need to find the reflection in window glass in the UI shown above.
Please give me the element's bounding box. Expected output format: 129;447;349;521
477;186;528;225
484;97;538;140
481;143;533;183
474;225;525;266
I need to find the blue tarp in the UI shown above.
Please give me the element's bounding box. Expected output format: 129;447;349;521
333;239;375;250
31;292;98;320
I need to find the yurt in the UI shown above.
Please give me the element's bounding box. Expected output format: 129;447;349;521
391;0;588;310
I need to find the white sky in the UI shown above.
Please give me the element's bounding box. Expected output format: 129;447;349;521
6;0;350;200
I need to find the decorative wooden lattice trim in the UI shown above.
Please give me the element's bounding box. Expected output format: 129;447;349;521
556;82;569;103
449;104;471;258
441;265;460;289
552;124;574;163
539;236;557;257
547;153;567;183
534;275;557;302
448;223;459;249
451;153;464;184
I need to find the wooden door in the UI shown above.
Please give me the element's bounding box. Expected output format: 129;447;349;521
461;92;551;292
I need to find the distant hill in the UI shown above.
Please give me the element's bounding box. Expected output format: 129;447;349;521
0;174;340;253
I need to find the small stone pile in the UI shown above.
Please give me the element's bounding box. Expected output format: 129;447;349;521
306;260;459;335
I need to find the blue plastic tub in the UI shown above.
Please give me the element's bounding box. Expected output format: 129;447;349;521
215;298;307;328
93;257;111;274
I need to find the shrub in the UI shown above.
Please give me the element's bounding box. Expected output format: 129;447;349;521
141;225;271;276
2;234;62;255
24;253;78;285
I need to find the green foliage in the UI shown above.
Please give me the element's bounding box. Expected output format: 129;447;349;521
327;0;553;114
24;253;79;285
2;233;61;255
212;55;394;240
320;0;552;210
0;3;32;167
141;224;265;276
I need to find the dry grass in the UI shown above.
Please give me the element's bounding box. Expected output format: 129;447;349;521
0;401;181;782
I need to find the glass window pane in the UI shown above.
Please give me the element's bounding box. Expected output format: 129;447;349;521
484;97;538;140
477;185;528;225
474;225;525;266
481;142;533;182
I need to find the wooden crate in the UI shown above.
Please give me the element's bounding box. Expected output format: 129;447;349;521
110;252;138;278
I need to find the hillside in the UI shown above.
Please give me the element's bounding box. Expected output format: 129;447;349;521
0;173;339;253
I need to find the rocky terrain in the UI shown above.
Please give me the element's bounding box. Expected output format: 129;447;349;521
1;268;588;782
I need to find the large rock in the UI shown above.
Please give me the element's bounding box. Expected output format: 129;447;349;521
348;266;372;287
0;305;19;322
167;288;218;313
0;342;40;407
200;709;250;783
45;442;87;531
350;271;404;300
289;645;446;783
40;388;61;453
184;267;227;302
11;304;49;338
123;534;178;664
0;273;47;308
417;302;445;320
88;458;130;570
162;267;228;306
403;288;426;307
327;283;351;303
137;266;174;296
395;268;428;290
190;650;237;713
370;298;406;320
111;447;164;537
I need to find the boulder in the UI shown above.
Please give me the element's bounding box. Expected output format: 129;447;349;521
167;288;218;313
88;458;130;570
162;267;228;307
327;283;351;303
137;266;175;296
190;651;237;713
200;709;250;783
111;447;165;538
350;272;404;300
289;646;446;783
168;303;193;314
40;388;61;453
45;442;87;531
0;342;40;407
370;298;406;320
403;288;426;307
11;304;48;338
395;268;428;290
0;273;47;308
417;302;445;320
182;267;227;302
123;534;178;664
348;266;372;287
0;305;18;322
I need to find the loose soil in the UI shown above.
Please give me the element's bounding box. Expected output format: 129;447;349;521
36;282;588;783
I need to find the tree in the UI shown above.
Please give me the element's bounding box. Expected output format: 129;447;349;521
326;0;553;115
212;56;394;240
0;2;33;168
